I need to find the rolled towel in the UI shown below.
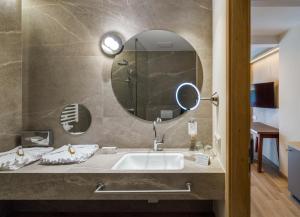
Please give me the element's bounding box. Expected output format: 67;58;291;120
40;144;99;165
24;147;54;159
0;146;54;171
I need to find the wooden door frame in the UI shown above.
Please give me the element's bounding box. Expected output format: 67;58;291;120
226;0;251;217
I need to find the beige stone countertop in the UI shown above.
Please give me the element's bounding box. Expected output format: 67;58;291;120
288;142;300;152
0;149;225;200
0;149;225;174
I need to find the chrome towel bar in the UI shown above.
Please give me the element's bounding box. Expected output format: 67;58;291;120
94;182;192;193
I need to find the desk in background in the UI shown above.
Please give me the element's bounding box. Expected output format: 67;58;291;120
251;122;279;173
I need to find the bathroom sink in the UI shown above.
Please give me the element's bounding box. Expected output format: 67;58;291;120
112;152;184;170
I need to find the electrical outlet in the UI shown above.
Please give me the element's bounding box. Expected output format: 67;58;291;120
214;133;221;154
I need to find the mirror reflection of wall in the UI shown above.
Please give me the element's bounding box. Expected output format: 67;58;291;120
60;104;91;135
111;30;203;122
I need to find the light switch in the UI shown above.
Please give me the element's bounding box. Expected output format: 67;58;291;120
214;133;221;154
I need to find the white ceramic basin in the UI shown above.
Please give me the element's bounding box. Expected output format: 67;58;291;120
112;152;184;170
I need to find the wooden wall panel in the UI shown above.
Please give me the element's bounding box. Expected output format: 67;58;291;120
226;0;251;217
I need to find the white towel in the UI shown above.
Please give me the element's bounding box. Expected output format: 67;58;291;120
0;147;54;171
40;144;99;165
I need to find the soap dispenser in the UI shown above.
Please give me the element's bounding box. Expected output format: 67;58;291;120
188;119;197;150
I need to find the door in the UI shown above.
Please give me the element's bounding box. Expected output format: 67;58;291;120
227;0;251;217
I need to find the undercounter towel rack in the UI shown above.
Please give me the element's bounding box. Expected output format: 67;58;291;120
94;182;192;194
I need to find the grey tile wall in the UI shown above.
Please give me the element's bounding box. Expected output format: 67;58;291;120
22;0;212;148
0;0;22;151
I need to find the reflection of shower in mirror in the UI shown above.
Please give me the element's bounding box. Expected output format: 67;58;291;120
60;104;92;135
111;30;203;122
118;59;128;65
115;58;137;115
125;69;134;83
60;104;79;131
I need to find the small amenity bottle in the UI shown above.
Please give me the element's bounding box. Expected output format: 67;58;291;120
188;119;197;150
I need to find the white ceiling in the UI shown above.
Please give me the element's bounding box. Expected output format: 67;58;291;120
251;0;300;58
252;6;300;37
251;46;277;59
252;0;300;7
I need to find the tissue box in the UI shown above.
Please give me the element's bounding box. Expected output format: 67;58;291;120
194;153;210;166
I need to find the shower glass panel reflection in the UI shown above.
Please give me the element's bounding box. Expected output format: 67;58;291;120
111;39;146;118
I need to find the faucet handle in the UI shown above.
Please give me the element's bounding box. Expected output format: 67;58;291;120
153;117;162;139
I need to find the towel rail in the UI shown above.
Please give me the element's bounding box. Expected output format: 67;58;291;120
94;182;192;193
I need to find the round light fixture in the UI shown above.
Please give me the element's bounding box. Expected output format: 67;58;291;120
100;32;123;56
175;82;201;111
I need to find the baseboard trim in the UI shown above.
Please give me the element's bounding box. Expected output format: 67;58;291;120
262;156;279;170
279;171;288;180
253;155;288;179
262;156;288;179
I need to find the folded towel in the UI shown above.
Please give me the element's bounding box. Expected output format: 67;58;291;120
24;147;54;159
40;144;99;165
0;147;54;171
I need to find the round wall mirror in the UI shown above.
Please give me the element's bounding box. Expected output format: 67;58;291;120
60;104;92;135
111;30;203;122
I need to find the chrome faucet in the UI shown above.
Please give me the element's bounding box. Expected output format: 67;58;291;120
153;118;164;151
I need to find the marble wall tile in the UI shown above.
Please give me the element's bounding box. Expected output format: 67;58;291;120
22;0;212;148
0;0;22;151
0;0;21;32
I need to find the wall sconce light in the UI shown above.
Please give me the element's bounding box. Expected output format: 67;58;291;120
100;32;123;56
